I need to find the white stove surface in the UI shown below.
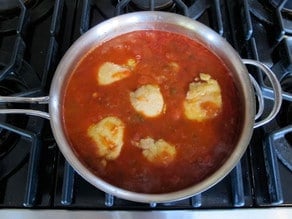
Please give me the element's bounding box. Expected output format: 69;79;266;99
0;208;292;219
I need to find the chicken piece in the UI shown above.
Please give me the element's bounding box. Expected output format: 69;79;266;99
136;137;176;165
183;73;222;121
87;116;125;160
126;58;136;70
98;59;136;85
130;84;165;117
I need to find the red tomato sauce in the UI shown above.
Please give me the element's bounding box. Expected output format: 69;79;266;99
62;30;243;193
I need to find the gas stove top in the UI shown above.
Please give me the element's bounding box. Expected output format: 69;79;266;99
0;0;291;214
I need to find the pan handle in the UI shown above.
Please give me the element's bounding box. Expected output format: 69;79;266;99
0;96;50;119
0;60;282;124
248;74;264;121
242;59;282;128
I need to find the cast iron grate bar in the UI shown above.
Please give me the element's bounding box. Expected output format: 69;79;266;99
61;161;75;205
0;1;27;80
80;0;111;35
188;0;223;35
41;0;64;89
243;0;253;40
231;162;245;207
115;0;131;15
213;0;223;36
248;0;273;25
24;132;41;207
0;36;26;80
191;193;202;207
275;4;286;41
105;193;114;207
188;0;206;18
243;4;288;205
16;0;28;34
149;0;155;11
1;0;68;207
0;122;41;207
80;0;91;34
172;0;189;16
42;38;59;88
269;125;292;172
49;0;64;37
262;86;292;101
115;0;189;16
248;0;291;41
0;18;18;34
81;0;224;38
250;38;292;102
275;0;292;40
264;131;284;205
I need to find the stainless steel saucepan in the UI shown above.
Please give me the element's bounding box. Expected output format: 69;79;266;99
0;12;282;203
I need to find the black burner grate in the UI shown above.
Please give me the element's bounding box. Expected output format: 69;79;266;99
0;0;66;208
0;0;291;210
226;0;292;207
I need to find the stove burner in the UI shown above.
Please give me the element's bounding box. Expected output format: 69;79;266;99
248;0;292;42
269;125;292;171
0;0;32;14
270;0;292;13
248;0;279;26
276;76;292;143
267;75;292;171
0;78;29;157
131;0;174;10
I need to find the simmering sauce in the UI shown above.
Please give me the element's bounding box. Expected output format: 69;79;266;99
62;30;242;193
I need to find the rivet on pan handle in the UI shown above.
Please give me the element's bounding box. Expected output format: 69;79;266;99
242;59;283;128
